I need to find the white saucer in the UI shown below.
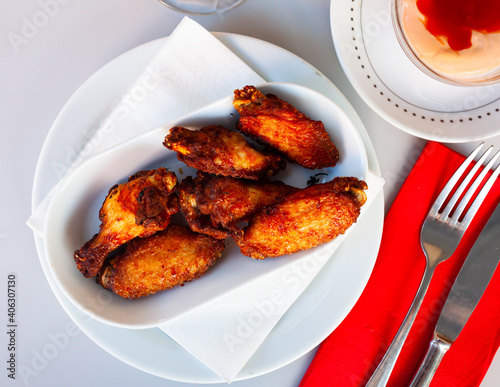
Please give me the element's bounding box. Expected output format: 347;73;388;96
330;0;500;142
32;33;384;382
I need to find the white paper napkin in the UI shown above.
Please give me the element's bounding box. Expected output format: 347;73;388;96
27;17;385;383
160;171;383;382
27;16;264;236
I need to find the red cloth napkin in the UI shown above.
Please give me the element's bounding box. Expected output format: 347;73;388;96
300;141;500;387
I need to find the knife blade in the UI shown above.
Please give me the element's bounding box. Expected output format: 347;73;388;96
410;202;500;387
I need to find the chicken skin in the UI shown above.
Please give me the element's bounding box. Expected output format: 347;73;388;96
163;125;285;180
178;172;298;239
179;172;298;238
235;177;367;259
177;175;229;240
97;225;225;299
74;168;179;278
233;86;339;169
194;172;299;232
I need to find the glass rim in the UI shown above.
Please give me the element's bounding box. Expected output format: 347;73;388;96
157;0;246;15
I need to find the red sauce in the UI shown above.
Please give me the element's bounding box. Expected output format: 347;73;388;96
416;0;500;51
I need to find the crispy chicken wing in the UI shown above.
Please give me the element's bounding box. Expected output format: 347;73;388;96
178;172;298;239
235;177;367;259
233;86;339;169
74;168;179;278
194;172;299;231
97;225;225;299
177;174;229;239
163;125;285;180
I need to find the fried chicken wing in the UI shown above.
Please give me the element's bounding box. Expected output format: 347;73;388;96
74;168;179;278
178;172;298;239
195;172;299;231
97;225;225;299
233;86;339;169
177;174;229;239
163;125;285;180
235;177;367;259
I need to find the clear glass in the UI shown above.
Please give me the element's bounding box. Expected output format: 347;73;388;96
157;0;246;15
393;0;500;86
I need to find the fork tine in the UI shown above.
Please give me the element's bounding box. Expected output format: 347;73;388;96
429;143;484;217
450;149;500;227
457;157;500;231
440;145;494;219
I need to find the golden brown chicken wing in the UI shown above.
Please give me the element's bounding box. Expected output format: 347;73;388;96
195;172;299;231
74;168;179;278
97;225;225;299
178;172;298;239
233;86;339;169
235;177;367;259
163;125;285;180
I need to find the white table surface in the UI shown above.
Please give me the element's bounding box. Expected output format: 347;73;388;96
1;0;499;386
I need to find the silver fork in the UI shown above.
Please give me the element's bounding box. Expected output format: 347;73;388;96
366;143;500;387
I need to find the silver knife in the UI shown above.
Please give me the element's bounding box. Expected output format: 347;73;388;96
409;202;500;387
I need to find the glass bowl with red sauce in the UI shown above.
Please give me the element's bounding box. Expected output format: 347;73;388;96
393;0;500;85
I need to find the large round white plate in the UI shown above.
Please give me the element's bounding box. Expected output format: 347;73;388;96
330;0;500;143
32;33;384;382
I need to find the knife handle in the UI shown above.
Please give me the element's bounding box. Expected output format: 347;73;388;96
409;334;451;387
